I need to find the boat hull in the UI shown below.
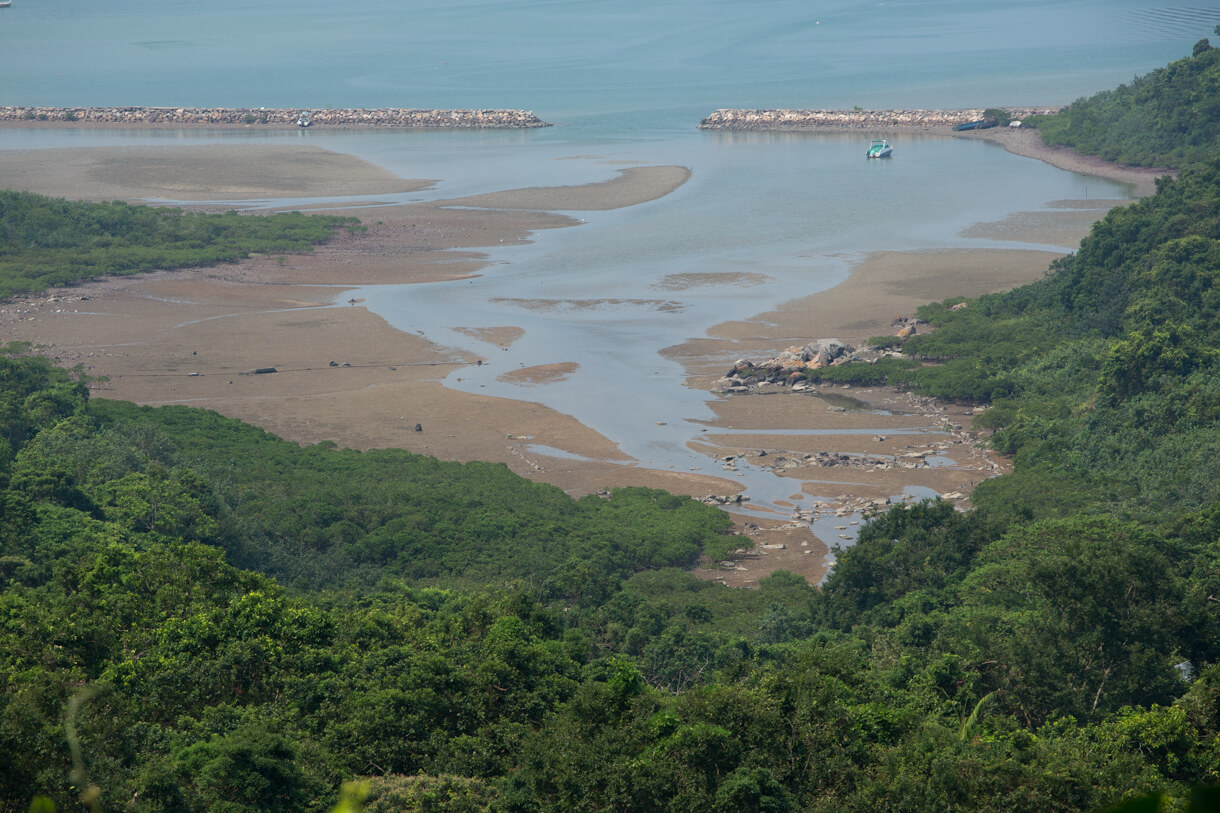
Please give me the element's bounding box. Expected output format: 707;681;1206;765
866;139;892;158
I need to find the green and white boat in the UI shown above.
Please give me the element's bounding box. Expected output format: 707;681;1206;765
866;139;892;158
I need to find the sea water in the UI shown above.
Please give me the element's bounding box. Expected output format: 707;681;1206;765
4;0;1218;123
2;0;1218;507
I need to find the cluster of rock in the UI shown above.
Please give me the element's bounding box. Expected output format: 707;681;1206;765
0;106;551;129
712;339;877;393
699;493;751;506
697;107;1062;130
717;445;944;477
793;492;922;524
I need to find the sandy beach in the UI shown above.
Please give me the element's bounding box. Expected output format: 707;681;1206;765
0;131;1163;585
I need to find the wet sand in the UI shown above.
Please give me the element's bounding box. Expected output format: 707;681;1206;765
0;134;1158;585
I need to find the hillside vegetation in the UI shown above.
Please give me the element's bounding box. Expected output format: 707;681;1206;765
1028;33;1220;168
4;43;1220;812
3;347;1218;812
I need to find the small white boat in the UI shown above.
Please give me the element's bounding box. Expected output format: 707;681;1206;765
0;2;13;8
296;112;311;127
866;138;892;159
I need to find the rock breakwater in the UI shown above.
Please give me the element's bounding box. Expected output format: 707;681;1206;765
0;106;551;129
697;107;1061;130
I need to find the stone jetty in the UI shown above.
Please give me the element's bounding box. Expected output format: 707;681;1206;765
0;106;551;129
697;107;1062;131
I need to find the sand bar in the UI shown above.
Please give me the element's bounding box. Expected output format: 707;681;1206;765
0;144;431;201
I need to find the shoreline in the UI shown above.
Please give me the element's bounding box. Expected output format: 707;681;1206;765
0;134;1152;585
955;126;1174;197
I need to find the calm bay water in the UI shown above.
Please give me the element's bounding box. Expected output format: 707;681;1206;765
5;0;1219;123
3;0;1219;507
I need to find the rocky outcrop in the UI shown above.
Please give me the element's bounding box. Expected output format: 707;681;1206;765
700;493;751;506
712;339;892;393
697;107;1061;131
0;106;551;129
718;447;941;475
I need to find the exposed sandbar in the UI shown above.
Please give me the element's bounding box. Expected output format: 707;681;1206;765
442;166;692;211
0;144;431;201
0;146;727;501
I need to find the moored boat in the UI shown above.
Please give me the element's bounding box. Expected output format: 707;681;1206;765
866;138;892;158
952;118;999;131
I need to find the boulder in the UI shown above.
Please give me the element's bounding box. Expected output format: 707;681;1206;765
772;348;805;369
801;339;848;364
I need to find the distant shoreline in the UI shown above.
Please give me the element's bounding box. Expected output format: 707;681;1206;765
0;106;551;129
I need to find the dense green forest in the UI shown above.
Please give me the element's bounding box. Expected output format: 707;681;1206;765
4;353;1218;812
0;191;359;297
5;43;1220;812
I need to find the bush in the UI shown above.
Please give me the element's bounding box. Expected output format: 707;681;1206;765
982;108;1012;126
